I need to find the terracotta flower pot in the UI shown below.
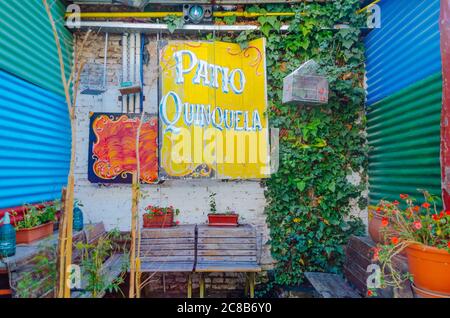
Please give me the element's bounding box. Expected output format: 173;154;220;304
207;214;239;227
16;222;54;244
143;212;174;228
406;243;450;298
368;206;395;244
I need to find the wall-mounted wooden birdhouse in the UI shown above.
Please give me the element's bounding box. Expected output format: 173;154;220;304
282;60;329;105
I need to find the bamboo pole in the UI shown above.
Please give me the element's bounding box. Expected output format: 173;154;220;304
129;173;139;298
43;0;91;298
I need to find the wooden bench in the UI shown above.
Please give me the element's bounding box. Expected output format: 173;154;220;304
138;225;196;297
195;225;262;298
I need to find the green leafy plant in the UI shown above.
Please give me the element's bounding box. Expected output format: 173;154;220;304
205;0;368;285
15;243;57;298
144;205;180;217
164;15;186;33
14;201;58;230
208;192;217;214
75;228;129;298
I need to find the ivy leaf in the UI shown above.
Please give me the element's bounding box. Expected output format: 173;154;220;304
296;181;306;191
260;24;272;38
224;15;237;25
328;181;336;193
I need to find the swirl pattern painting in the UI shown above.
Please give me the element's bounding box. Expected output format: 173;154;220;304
88;113;158;184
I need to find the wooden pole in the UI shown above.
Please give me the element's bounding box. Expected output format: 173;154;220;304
43;0;91;298
129;173;139;298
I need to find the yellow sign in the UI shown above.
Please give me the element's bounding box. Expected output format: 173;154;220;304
159;39;269;179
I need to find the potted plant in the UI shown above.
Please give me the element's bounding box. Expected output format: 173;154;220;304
207;193;239;227
371;191;450;298
368;201;400;244
14;204;56;244
143;205;180;228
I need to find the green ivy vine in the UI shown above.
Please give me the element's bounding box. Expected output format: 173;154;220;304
209;0;369;286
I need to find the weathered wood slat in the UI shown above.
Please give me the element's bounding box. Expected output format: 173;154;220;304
198;250;257;256
198;238;256;244
139;256;195;262
140;243;195;250
141;226;195;238
140;238;195;244
198;256;257;262
196;262;261;273
140;262;194;272
140;249;195;257
198;243;256;250
304;272;361;298
198;228;255;238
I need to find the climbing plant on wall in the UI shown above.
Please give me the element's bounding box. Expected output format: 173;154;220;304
211;0;368;285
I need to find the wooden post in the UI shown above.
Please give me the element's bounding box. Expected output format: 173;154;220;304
199;274;205;298
129;173;138;298
187;274;192;298
249;272;255;298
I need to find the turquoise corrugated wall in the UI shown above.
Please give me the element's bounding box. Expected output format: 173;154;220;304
0;0;72;208
365;0;442;205
0;0;73;96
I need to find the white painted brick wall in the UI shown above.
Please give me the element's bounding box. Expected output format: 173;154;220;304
74;34;274;267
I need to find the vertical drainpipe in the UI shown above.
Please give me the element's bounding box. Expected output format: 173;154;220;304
122;33;129;113
440;0;450;210
135;33;141;113
130;33;136;113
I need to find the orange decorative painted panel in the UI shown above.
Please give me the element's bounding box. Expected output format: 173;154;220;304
88;113;158;184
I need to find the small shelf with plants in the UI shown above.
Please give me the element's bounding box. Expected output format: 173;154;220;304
143;205;180;228
207;193;239;227
12;202;59;244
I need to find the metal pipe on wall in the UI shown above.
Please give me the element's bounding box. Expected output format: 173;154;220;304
129;33;136;113
122;33;129;113
135;33;141;113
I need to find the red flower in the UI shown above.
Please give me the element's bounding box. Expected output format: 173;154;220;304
400;194;409;200
422;202;431;209
447;242;450;249
381;217;389;227
413;206;420;213
446;210;450;216
391;237;399;245
367;290;373;297
175;220;180;225
371;247;381;261
413;221;422;230
439;211;444;218
393;200;400;206
432;214;440;221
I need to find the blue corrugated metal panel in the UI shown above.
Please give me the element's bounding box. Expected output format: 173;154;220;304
0;0;73;96
364;0;441;105
0;71;71;209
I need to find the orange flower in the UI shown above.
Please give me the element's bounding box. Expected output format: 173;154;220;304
400;194;408;200
413;206;420;213
381;217;389;227
391;237;399;245
422;202;431;209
